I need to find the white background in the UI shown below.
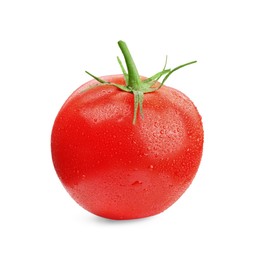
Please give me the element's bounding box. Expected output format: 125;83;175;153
1;0;252;259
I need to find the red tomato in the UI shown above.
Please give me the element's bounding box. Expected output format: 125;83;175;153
51;41;203;220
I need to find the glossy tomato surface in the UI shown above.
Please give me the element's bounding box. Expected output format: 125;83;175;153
51;75;204;220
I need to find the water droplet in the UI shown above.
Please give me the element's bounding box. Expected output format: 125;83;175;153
149;165;154;169
132;180;142;186
160;130;165;134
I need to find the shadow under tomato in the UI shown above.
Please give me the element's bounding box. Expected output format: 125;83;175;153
81;212;157;225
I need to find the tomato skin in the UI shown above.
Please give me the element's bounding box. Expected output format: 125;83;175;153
51;75;203;220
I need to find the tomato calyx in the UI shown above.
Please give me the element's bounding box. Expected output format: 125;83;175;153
85;40;197;124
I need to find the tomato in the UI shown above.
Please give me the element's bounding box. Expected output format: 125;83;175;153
51;41;204;220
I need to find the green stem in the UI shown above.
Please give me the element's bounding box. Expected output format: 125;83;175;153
85;40;197;124
118;41;142;91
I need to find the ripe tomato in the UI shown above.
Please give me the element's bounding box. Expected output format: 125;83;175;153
51;41;203;220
